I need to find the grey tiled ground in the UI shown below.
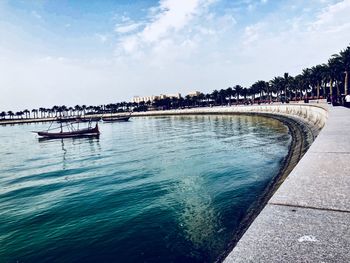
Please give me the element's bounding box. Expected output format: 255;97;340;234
224;205;350;263
270;151;350;211
225;105;350;262
308;133;350;153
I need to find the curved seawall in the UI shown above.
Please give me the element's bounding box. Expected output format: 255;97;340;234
222;104;350;263
133;103;349;262
132;104;328;131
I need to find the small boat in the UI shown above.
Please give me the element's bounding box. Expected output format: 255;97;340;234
56;116;77;123
76;116;102;122
102;115;131;122
34;122;100;139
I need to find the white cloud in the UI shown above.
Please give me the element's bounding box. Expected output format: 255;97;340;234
140;0;202;43
236;0;350;82
115;0;217;56
309;0;350;32
1;0;350;111
115;22;143;34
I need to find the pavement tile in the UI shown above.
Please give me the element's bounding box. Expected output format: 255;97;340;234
224;204;350;263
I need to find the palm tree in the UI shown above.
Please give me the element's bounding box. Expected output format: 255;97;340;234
302;68;312;99
211;90;219;105
39;107;46;118
250;82;259;102
218;89;227;105
328;55;343;97
339;46;350;95
234;85;243;104
226;87;233;105
82;105;87;115
15;111;23;119
67;107;73;116
283;72;293;99
319;64;330;97
294;74;305;100
61;105;68;116
0;111;6;119
270;76;284;101
170;97;178;109
205;93;211;106
197;93;205;107
23;109;30;119
310;65;324;99
7;111;14;119
253;80;268;102
241;88;248;103
31;109;38;118
74;105;82;116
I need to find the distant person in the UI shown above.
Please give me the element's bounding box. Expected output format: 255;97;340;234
345;94;350;108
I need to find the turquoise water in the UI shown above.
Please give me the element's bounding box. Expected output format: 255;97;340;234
0;115;291;262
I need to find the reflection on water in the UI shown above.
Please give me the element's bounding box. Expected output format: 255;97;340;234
0;115;290;263
37;136;101;171
61;139;67;169
175;173;219;251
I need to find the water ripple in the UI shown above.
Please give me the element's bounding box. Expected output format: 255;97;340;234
0;115;290;263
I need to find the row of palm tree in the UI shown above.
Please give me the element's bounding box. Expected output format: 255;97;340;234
0;103;134;120
142;45;349;110
1;45;349;120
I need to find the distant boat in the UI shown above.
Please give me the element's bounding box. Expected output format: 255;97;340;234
76;116;102;122
33;122;100;139
56;116;77;123
102;114;131;122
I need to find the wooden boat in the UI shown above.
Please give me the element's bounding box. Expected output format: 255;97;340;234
102;115;130;122
34;123;100;139
56;116;77;123
76;116;102;122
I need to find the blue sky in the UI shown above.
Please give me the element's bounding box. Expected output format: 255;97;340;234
1;0;350;110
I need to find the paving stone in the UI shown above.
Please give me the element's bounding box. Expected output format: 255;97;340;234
224;204;350;263
270;152;350;211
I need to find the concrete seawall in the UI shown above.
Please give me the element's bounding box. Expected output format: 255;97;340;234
132;103;328;132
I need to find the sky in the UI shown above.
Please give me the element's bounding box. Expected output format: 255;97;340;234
1;0;350;111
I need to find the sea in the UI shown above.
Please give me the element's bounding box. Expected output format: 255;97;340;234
0;115;291;262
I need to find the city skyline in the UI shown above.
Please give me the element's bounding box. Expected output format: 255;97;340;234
1;0;350;111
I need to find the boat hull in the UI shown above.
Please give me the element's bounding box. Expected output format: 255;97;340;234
76;117;102;122
102;116;130;122
56;117;77;123
36;124;100;139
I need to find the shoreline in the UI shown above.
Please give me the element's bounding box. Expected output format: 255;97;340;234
215;113;318;262
0;102;327;126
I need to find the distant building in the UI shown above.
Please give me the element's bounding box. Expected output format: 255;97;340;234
187;91;201;97
132;95;159;103
132;93;182;103
159;93;181;99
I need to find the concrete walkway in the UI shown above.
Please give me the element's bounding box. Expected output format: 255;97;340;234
224;105;350;262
